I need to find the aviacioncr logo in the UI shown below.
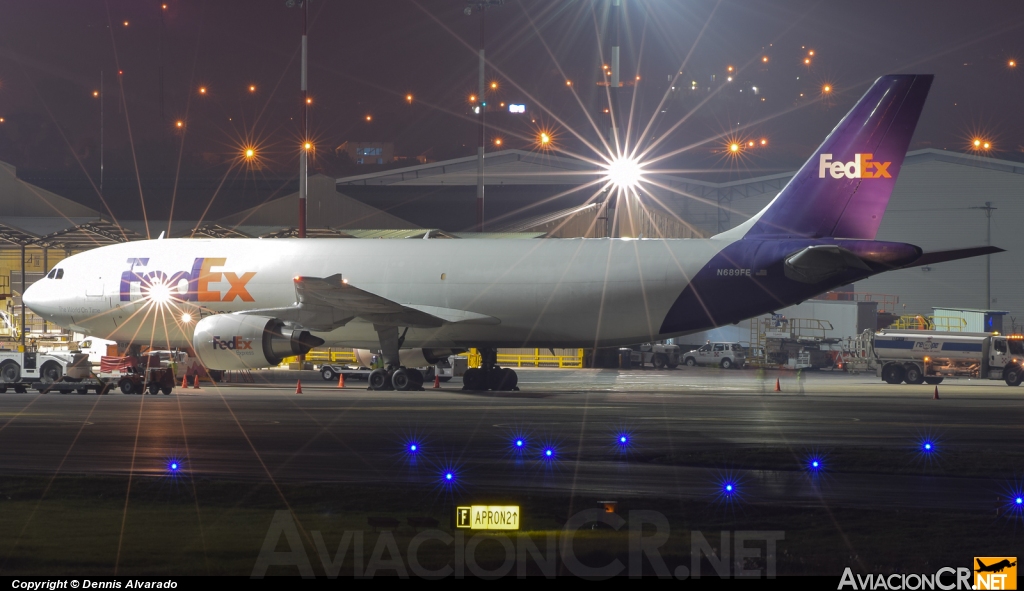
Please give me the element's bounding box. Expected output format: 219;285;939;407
818;153;892;179
120;257;256;302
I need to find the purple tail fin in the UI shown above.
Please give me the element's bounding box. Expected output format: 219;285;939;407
744;74;933;239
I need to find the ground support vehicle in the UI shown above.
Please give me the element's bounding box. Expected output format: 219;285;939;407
873;330;1024;386
320;355;466;385
319;364;372;382
0;350;91;393
621;343;681;369
682;342;747;369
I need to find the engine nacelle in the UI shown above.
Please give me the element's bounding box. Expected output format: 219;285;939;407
354;348;462;368
193;315;324;370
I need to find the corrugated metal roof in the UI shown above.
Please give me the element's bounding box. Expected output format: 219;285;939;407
448;232;545;239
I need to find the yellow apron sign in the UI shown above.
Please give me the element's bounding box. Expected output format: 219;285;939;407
456;506;520;530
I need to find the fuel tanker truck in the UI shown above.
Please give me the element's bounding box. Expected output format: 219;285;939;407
873;330;1024;386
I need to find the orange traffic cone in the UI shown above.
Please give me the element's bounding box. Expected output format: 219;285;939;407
433;374;441;389
337;373;345;388
295;379;303;394
774;378;781;392
192;374;201;389
933;385;939;400
181;374;188;389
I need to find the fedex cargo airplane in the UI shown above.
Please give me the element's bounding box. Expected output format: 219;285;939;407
22;75;1000;391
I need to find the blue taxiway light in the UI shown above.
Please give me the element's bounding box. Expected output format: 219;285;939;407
922;442;933;451
409;444;418;452
445;472;453;481
724;484;734;492
619;436;628;444
516;440;524;447
1017;497;1022;505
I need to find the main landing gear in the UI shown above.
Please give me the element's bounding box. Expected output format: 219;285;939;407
462;348;518;392
367;325;426;392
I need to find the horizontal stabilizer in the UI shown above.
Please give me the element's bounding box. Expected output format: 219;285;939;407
784;245;871;284
902;246;1004;268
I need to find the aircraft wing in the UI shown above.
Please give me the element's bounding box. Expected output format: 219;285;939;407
240;274;499;332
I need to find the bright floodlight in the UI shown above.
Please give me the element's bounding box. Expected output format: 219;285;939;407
180;313;192;323
146;281;173;303
605;156;644;192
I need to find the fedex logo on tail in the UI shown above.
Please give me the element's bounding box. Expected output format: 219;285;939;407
120;257;256;302
818;154;892;179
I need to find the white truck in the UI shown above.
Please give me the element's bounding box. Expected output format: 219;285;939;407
873;330;1024;386
0;350;92;393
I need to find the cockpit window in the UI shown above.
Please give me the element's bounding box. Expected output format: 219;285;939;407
46;269;56;279
55;269;64;279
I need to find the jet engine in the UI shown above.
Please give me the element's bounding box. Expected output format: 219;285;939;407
193;314;324;370
354;348;463;368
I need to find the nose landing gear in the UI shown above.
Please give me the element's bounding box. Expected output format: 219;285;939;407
462;348;519;391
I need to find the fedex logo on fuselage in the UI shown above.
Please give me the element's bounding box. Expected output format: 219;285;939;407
818;153;892;179
120;257;256;302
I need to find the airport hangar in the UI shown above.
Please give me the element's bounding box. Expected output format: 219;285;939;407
0;148;1020;346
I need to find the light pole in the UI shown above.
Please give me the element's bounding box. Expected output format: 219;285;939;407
969;201;997;309
288;0;310;238
606;0;622;238
99;71;104;193
465;0;504;232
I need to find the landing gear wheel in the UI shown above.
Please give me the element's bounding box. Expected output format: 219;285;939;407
462;368;486;391
408;369;425;389
321;366;336;382
161;386;172;395
391;368;414;391
904;364;924;385
1005;366;1023;387
14;385;26;394
487;367;518;391
76;387;88;395
720;358;733;369
881;363;905;385
0;361;21;384
667;362;679;369
368;368;393;391
653;354;668;370
0;385;6;393
485;367;504;391
99;383;112;395
923;377;944;386
39;361;63;384
119;379;136;395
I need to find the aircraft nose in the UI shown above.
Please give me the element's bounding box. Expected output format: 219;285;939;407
22;279;56;316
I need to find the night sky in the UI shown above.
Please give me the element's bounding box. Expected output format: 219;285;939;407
0;0;1022;223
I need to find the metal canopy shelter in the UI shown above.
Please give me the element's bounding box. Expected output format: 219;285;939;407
31;219;144;250
188;224;253;239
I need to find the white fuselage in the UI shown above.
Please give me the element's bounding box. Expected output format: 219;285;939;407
24;236;732;350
